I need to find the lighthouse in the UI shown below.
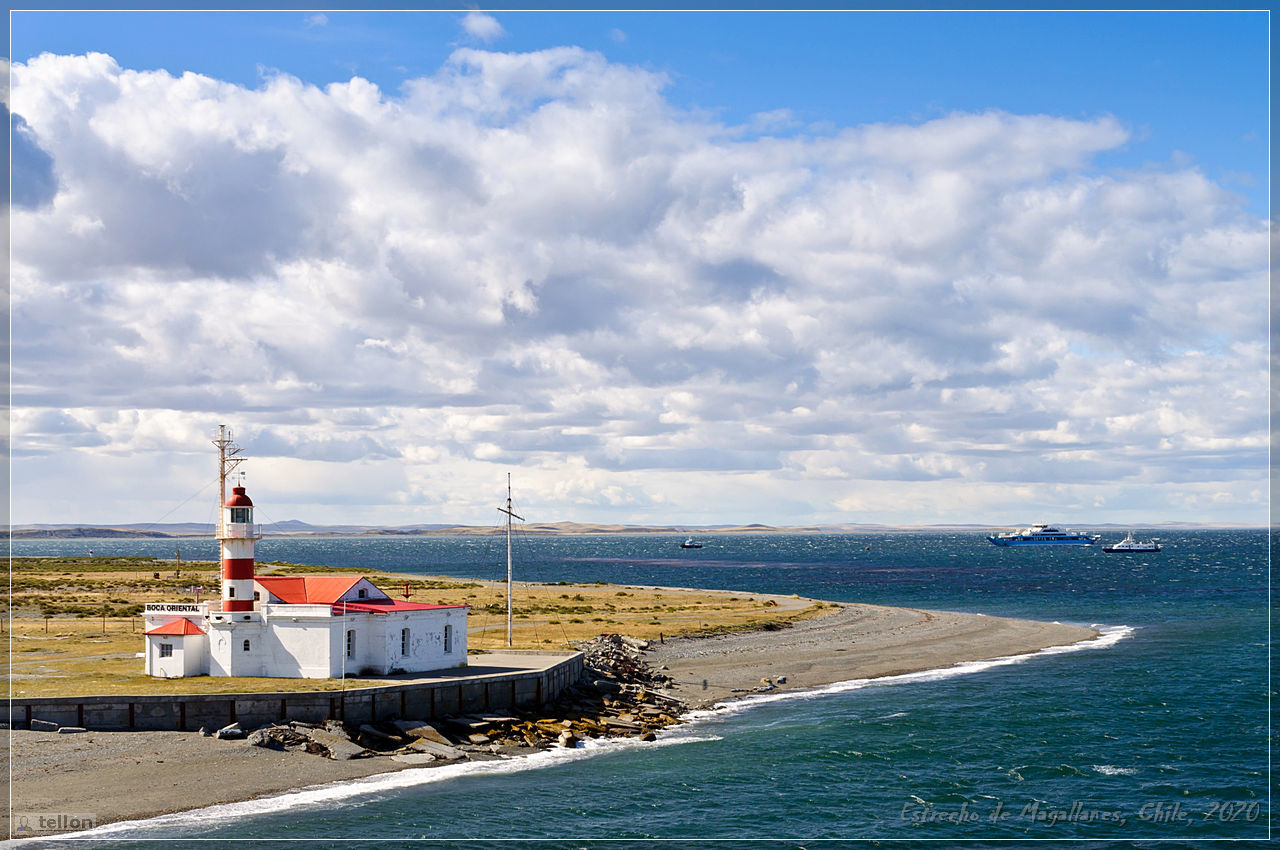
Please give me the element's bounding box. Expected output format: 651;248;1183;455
211;425;259;613
219;485;260;611
142;425;470;678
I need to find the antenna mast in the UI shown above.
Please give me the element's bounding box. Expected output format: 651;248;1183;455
211;425;247;511
497;473;524;647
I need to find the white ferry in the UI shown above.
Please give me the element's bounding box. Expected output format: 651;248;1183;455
987;523;1100;546
1102;532;1161;553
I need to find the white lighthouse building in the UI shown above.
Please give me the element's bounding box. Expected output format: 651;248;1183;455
142;428;469;679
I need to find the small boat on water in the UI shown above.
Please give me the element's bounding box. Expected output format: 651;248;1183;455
1103;532;1161;553
987;523;1100;546
680;538;703;549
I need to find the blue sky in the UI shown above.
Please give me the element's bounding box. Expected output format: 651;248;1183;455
7;9;1270;526
12;10;1268;214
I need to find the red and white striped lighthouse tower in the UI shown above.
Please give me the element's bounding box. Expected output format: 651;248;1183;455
219;485;260;611
213;426;261;612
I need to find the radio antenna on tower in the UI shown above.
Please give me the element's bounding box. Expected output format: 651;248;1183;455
212;425;248;509
497;473;524;647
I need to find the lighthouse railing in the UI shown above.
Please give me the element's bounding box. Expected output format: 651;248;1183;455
216;523;263;539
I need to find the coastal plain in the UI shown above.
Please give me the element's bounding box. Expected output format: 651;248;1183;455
5;556;822;697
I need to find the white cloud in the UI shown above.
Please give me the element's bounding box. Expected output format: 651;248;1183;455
460;11;506;44
8;47;1268;526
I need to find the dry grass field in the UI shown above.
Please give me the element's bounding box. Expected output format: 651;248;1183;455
6;556;824;697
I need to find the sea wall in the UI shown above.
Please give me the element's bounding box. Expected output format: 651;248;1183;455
9;651;583;732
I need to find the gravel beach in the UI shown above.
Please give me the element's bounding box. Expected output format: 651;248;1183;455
646;602;1097;707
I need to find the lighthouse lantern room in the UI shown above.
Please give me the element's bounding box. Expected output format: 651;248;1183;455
141;426;469;679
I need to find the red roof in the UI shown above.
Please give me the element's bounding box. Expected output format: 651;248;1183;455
333;600;470;615
224;485;254;507
255;576;364;604
145;618;206;636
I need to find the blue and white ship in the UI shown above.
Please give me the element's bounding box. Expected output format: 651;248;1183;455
987;523;1100;546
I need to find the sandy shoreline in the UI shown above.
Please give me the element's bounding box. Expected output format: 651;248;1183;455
7;601;1098;837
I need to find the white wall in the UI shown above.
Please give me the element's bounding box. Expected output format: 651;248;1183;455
160;605;469;679
183;634;208;676
206;614;266;677
372;608;469;674
326;608;467;676
265;615;334;678
146;636;181;678
145;633;207;678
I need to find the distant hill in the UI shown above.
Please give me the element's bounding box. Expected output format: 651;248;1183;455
8;526;184;539
5;519;1258;540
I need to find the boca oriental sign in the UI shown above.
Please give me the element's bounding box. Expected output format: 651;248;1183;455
144;603;205;614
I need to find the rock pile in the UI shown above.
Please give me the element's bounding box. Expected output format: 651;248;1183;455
580;633;671;689
220;634;690;763
241;718;463;762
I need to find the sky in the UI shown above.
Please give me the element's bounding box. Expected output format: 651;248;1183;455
6;9;1270;528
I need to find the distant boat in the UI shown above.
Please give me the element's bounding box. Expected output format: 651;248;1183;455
1103;532;1161;553
680;538;703;549
988;523;1100;546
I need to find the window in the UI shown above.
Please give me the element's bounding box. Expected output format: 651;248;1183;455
253;591;261;601
230;507;251;523
158;643;173;658
357;588;367;599
227;586;235;598
346;629;355;659
401;628;410;656
444;624;453;654
243;639;251;652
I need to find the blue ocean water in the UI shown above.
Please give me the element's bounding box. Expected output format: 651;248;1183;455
14;530;1270;844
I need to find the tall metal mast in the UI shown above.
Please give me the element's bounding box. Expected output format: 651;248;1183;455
497;473;524;647
211;425;247;514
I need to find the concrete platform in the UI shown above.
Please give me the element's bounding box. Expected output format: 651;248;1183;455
9;651;584;732
383;651;572;685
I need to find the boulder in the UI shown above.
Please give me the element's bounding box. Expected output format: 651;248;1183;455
358;724;405;747
247;729;277;749
604;718;642;732
557;730;579;748
390;752;439;765
249;725;308;749
407;738;463;760
391;720;453;746
306;729;365;760
215;722;246;740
